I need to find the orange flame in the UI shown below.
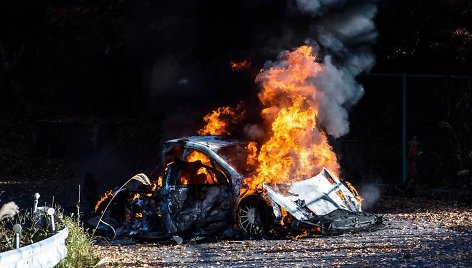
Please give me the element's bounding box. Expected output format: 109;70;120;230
246;141;258;167
198;106;236;135
185;151;215;184
230;60;251;72
151;177;161;191
186;150;211;166
344;180;363;204
94;190;113;213
246;46;339;187
198;45;361;202
198;104;245;135
245;45;339;189
180;176;189;185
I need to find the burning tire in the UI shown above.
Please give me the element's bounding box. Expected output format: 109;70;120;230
237;197;271;238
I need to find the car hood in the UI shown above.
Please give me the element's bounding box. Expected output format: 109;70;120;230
263;168;362;221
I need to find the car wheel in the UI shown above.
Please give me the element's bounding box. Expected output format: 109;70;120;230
237;197;267;237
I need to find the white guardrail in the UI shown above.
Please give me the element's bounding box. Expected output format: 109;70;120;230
0;227;68;268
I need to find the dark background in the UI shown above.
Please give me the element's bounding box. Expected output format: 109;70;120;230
1;0;471;206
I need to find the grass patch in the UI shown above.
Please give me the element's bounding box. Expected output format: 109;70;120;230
56;215;101;268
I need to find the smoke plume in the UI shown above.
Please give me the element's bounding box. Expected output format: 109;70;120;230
359;183;382;209
293;0;378;137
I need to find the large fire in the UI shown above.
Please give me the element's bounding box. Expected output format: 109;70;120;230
248;45;339;188
200;45;340;191
94;45;354;217
92;45;367;236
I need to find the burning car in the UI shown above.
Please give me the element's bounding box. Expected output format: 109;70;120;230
92;135;381;240
91;45;383;241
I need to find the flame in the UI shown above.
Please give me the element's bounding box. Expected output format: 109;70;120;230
132;193;141;200
280;207;288;226
196;46;363;211
180;176;189;185
230;60;251;72
289;227;321;240
246;142;258;167
94;190;113;213
198;106;236;135
344;180;363;204
198;103;245;135
135;212;143;219
337;189;346;201
150;176;162;191
185;151;215;184
244;45;339;190
290;230;309;240
186;150;211;166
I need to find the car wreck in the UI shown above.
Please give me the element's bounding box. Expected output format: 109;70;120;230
90;136;381;241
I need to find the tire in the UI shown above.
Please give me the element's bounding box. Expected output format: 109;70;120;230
236;197;269;238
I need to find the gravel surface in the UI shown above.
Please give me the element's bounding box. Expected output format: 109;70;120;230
94;196;472;267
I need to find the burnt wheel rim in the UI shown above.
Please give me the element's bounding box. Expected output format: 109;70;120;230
237;203;262;235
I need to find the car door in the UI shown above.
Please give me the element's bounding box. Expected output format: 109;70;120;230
160;156;233;236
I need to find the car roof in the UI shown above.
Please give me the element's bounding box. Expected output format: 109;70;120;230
164;135;244;152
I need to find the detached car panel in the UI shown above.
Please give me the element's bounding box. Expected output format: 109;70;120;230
263;167;362;221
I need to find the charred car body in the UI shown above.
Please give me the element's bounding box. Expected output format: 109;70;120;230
92;136;381;240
